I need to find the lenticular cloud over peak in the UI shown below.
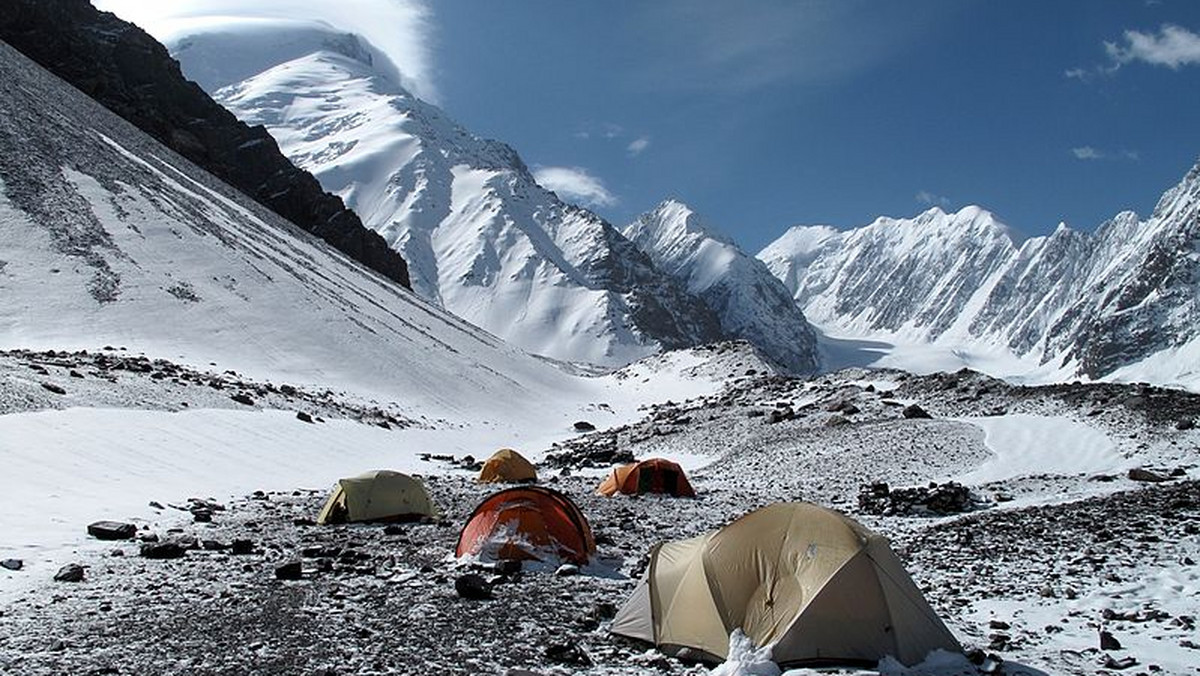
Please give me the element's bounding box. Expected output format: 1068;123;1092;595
94;0;439;102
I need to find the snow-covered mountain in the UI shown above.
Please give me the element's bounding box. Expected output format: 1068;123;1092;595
165;26;726;368
0;37;585;426
759;168;1200;387
624;200;818;373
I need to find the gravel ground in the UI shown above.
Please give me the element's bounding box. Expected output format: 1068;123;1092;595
1;362;1197;675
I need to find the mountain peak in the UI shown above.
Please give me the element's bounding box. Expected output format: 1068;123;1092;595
633;199;733;249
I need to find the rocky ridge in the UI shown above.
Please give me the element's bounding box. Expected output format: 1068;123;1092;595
0;0;410;288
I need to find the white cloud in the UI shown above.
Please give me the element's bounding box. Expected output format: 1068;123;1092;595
627;136;651;156
915;190;950;208
94;0;438;102
532;166;618;208
1070;146;1140;161
1105;24;1200;70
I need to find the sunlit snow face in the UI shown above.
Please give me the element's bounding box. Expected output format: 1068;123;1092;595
93;0;438;102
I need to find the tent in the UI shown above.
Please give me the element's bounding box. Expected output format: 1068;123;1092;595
316;470;436;525
611;502;959;667
456;486;595;566
478;448;538;484
597;458;695;497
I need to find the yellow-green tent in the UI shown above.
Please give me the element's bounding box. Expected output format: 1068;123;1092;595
316;470;436;525
478;448;538;484
611;502;959;667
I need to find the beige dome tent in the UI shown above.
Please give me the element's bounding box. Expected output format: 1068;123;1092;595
478;448;538;483
316;470;436;525
611;502;959;667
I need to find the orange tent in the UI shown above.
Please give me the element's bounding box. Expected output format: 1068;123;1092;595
478;448;538;484
597;458;696;498
456;486;596;566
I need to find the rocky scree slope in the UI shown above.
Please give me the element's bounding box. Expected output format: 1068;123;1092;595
625;200;819;373
167;26;741;368
760;165;1200;383
0;0;410;288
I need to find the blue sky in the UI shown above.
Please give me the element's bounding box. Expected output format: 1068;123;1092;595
431;0;1200;250
100;0;1200;252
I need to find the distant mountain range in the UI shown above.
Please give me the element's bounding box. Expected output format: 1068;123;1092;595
6;3;1193;388
759;166;1200;386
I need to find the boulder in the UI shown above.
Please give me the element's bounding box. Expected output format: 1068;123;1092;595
140;541;186;559
2;559;24;571
573;421;596;432
1128;468;1170;483
54;563;85;582
274;562;303;580
454;573;493;600
544;641;591;667
87;520;137;540
902;404;932;419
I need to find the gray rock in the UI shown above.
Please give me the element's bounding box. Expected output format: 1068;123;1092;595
88;520;138;540
1128;468;1170;483
454;573;493;600
274;561;303;580
2;559;23;571
139;542;186;559
902;404;932;419
54;563;84;582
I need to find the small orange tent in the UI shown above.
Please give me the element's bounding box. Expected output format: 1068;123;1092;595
478;448;537;483
456;486;595;566
597;458;696;498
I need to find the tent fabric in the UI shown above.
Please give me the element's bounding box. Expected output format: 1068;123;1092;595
611;502;959;667
597;458;696;497
455;486;596;566
316;470;436;525
478;448;538;484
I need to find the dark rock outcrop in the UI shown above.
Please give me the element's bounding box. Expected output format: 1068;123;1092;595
0;0;410;288
87;521;137;541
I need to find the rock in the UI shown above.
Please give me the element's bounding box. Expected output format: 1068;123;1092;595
230;392;255;406
2;559;24;571
554;564;580;577
40;382;66;394
296;411;314;424
201;540;228;551
191;509;213;523
902;404;932;419
1128;468;1170;483
1101;655;1138;670
573;421;596;432
54;563;85;582
1100;630;1122;650
1177;418;1195;430
544;641;591;667
139;542;186;559
494;559;522;576
454;573;493;600
274;562;303;580
86;520;137;540
988;620;1010;630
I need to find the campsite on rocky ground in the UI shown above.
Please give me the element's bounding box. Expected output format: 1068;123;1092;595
0;346;1196;676
1;2;1200;675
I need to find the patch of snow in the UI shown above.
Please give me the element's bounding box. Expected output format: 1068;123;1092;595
953;415;1125;486
709;630;780;676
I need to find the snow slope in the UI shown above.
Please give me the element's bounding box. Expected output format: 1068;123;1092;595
166;26;724;368
760;172;1200;390
0;39;755;596
624;200;818;373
